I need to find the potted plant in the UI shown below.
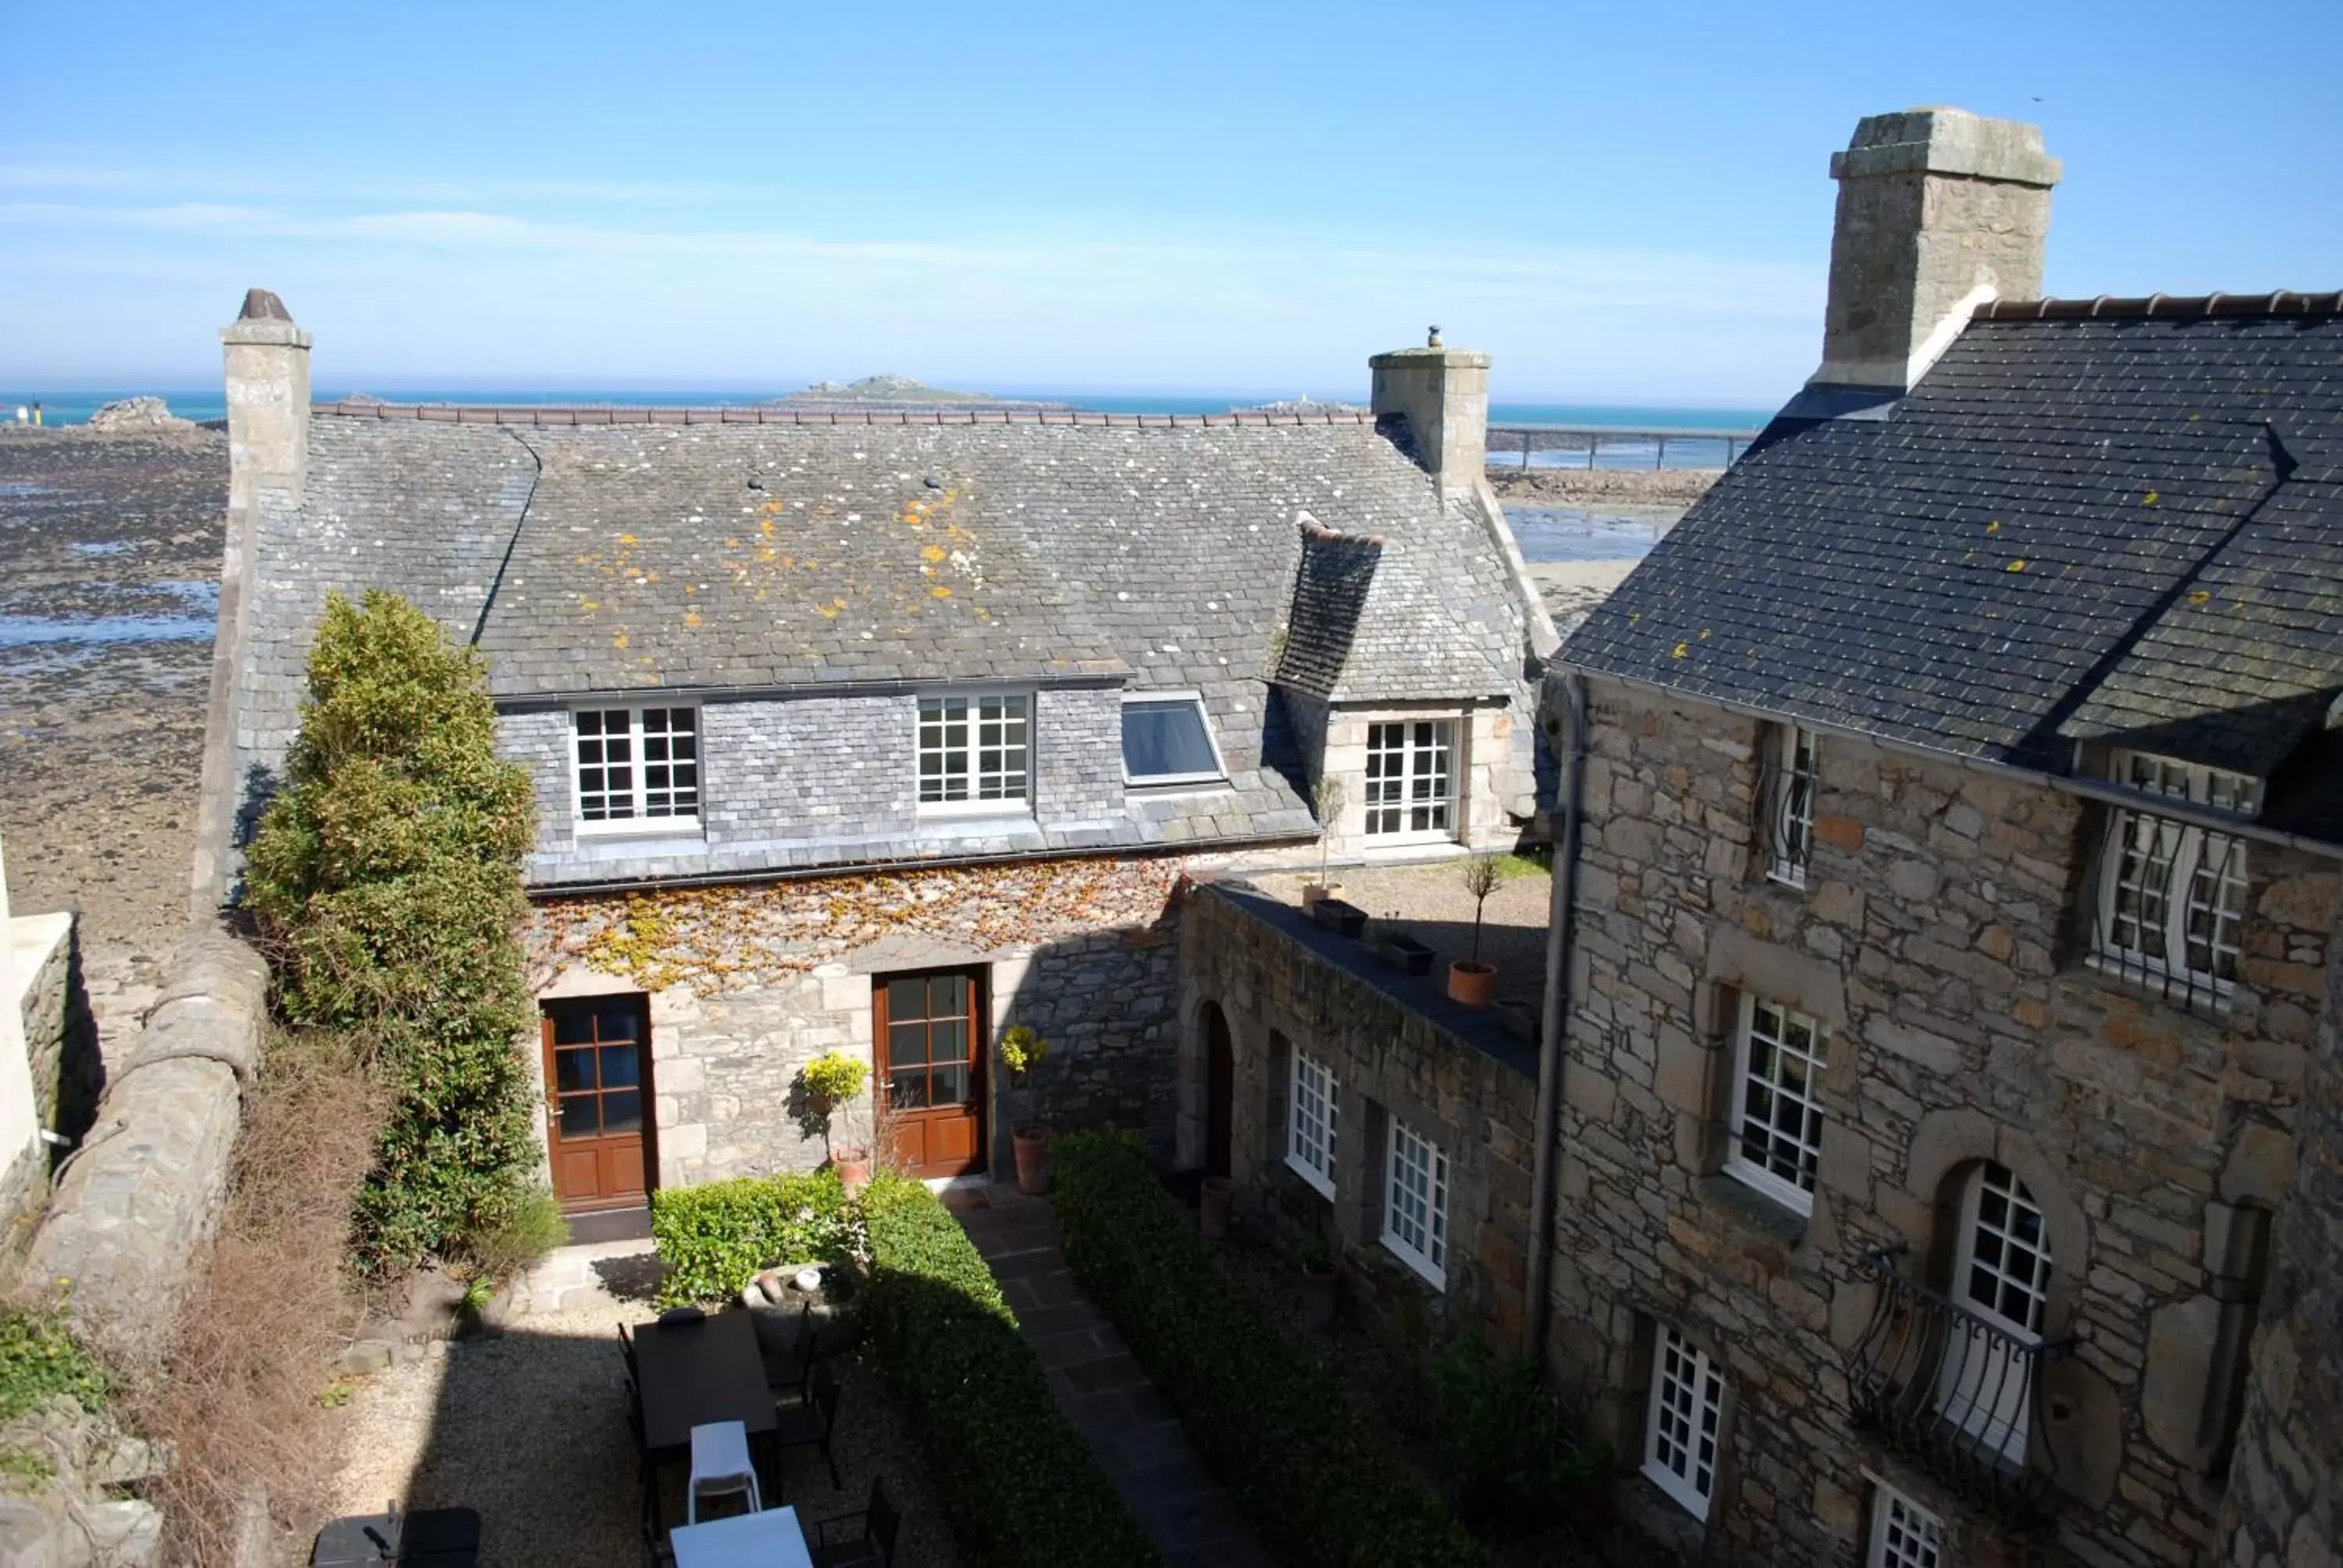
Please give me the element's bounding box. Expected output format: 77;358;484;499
1448;853;1503;1009
1200;1174;1236;1239
800;1049;874;1196
1299;1236;1340;1329
1303;775;1346;909
1001;1025;1053;1195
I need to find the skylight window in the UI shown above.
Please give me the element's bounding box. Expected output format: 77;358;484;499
1122;694;1225;786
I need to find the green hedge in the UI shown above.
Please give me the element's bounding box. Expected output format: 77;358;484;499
1053;1131;1489;1568
650;1171;858;1306
860;1176;1157;1567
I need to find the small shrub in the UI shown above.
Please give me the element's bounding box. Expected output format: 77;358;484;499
0;1303;109;1424
1053;1129;1486;1568
1427;1331;1610;1536
799;1050;870;1114
651;1171;857;1306
861;1176;1156;1566
457;1186;570;1286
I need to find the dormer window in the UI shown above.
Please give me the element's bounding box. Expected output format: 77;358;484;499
918;693;1031;812
573;707;700;832
2093;750;2257;996
1122;693;1225;786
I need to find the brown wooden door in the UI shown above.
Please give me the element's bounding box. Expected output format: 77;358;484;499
875;970;985;1179
541;995;653;1212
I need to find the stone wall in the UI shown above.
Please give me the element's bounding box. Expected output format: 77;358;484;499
529;857;1190;1188
2217;893;2343;1566
15;914;101;1152
502;684;1132;886
1547;675;2334;1566
1179;882;1539;1348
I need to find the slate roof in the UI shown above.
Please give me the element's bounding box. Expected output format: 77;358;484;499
234;404;1536;859
1564;298;2343;794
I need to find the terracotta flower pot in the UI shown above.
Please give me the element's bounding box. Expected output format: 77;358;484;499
1448;960;1498;1010
833;1146;873;1198
1013;1124;1054;1195
1200;1176;1236;1238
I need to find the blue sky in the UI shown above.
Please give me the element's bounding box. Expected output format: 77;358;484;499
3;1;2337;404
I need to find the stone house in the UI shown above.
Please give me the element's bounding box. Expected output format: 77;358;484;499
196;309;1557;1223
1542;106;2343;1566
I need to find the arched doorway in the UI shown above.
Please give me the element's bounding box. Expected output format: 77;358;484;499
1203;1001;1235;1181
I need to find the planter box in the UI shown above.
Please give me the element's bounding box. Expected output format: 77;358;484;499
1309;897;1369;939
1371;932;1435;976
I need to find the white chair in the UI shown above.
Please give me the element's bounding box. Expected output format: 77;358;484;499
686;1420;761;1523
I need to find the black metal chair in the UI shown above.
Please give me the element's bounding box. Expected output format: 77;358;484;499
753;1303;813;1408
774;1361;845;1490
804;1476;900;1568
617;1320;639;1377
657;1305;706;1327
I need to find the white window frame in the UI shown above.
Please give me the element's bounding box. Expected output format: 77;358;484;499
1642;1327;1726;1520
1380;1117;1448;1288
2092;750;2256;994
571;705;701;836
917;691;1033;816
1864;1479;1945;1568
1120;690;1228;787
1723;994;1826;1217
1363;718;1460;839
1764;724;1818;887
1284;1049;1337;1199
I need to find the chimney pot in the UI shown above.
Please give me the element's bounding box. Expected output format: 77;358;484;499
1813;105;2062;391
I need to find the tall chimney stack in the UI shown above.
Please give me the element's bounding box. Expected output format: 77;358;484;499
1370;328;1489;494
1813;107;2060;390
219;287;312;512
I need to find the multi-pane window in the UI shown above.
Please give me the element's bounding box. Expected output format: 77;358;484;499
1642;1327;1726;1518
1939;1161;2052;1459
1122;694;1225;784
1724;995;1827;1215
1286;1050;1338;1198
574;707;700;826
918;693;1031;808
1866;1484;1944;1568
1382;1118;1449;1287
1364;719;1457;836
1764;724;1819;886
2094;750;2256;995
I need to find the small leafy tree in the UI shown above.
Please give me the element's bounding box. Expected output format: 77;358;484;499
1459;853;1503;964
1000;1025;1050;1135
1312;774;1346;887
244;590;541;1274
798;1049;871;1156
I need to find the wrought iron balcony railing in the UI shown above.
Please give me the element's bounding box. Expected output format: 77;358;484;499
1845;1248;2076;1519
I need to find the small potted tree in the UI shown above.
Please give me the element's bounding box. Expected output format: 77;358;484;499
1303;775;1346;910
800;1049;874;1196
1001;1025;1054;1195
1447;853;1503;1009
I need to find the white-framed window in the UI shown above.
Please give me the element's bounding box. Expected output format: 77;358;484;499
1939;1160;2052;1459
1381;1118;1448;1288
2094;750;2255;995
918;693;1031;811
1865;1481;1944;1568
1364;719;1457;836
1122;692;1226;786
1642;1327;1726;1519
1724;994;1826;1217
1285;1049;1337;1199
573;706;700;830
1764;724;1818;886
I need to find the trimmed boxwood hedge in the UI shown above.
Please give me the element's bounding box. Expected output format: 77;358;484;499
860;1175;1157;1567
649;1170;858;1306
1053;1130;1489;1568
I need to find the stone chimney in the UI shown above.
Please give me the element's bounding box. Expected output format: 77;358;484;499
1812;107;2061;390
219;287;312;512
1371;329;1489;493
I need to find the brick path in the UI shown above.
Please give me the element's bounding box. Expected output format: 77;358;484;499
943;1186;1275;1567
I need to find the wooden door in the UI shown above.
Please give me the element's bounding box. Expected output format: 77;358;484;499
1204;1003;1234;1180
541;995;653;1213
875;970;984;1179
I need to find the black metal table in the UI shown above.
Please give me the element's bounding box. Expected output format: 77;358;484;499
312;1506;481;1565
634;1310;780;1516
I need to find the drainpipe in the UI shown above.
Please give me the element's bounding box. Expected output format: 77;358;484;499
1523;669;1587;1366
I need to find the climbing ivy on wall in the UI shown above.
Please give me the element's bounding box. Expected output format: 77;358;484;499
244;590;542;1274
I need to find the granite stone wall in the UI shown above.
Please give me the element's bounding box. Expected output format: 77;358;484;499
1547;675;2334;1566
16;914;101;1149
1180;883;1539;1348
2217;893;2343;1567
